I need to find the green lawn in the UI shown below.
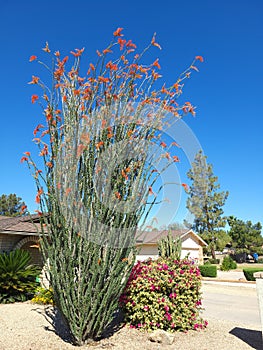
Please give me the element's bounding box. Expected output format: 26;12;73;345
236;263;263;271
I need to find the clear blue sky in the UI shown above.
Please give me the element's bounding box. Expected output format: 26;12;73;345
0;0;262;227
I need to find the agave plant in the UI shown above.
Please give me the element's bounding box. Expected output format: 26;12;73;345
0;249;40;303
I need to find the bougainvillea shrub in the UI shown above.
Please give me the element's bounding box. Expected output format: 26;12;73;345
120;258;207;332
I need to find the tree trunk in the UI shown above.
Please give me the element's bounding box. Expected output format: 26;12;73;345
211;245;216;260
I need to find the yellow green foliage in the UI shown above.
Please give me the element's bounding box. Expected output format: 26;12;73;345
120;257;207;332
31;287;54;305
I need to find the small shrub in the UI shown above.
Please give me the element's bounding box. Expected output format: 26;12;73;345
220;256;237;271
31;287;54;305
257;258;263;264
243;268;263;281
120;257;207;332
208;258;220;265
0;249;40;303
199;264;217;277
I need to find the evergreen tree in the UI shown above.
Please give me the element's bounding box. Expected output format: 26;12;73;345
167;222;186;231
0;194;26;217
186;151;229;258
227;216;263;254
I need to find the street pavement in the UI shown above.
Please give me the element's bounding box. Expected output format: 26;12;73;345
201;283;261;327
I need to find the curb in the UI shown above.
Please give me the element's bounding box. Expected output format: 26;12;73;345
202;278;255;284
202;278;256;288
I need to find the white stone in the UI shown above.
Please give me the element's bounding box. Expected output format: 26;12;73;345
148;330;174;345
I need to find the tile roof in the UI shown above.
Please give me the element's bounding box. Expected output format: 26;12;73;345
136;229;189;244
0;214;43;234
0;217;207;246
136;229;207;247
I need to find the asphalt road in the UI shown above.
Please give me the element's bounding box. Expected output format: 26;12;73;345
201;283;261;327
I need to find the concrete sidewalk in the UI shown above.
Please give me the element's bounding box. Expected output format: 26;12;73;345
216;270;248;280
202;270;256;288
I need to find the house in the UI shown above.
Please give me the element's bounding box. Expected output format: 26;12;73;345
0;215;43;266
0;216;207;266
136;229;207;264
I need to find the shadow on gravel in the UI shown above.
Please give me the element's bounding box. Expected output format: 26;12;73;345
100;309;125;339
229;327;262;349
32;306;73;344
32;306;125;344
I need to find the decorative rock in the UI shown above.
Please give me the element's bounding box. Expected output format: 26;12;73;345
148;330;175;345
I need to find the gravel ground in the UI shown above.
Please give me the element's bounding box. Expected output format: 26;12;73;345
0;300;262;350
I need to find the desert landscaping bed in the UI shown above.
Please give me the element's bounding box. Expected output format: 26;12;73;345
0;301;262;350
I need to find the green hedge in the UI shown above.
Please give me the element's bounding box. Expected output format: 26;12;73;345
243;268;263;281
199;264;217;278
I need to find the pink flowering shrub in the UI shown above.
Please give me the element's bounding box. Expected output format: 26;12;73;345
119;257;207;332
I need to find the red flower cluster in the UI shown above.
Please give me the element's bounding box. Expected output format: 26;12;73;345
120;257;207;332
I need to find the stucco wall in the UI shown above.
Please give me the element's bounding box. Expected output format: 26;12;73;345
181;248;199;259
138;244;159;255
182;236;200;249
136;244;158;261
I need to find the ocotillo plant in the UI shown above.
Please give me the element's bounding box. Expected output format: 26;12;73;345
22;28;203;345
158;231;182;260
